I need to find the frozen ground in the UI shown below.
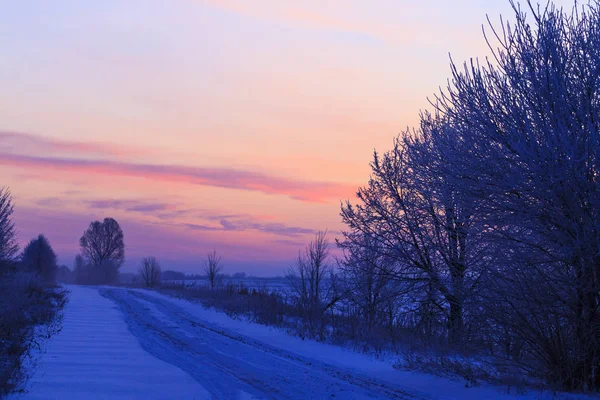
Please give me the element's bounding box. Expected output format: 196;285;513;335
11;285;595;399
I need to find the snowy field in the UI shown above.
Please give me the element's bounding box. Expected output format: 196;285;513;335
171;277;291;294
10;285;594;400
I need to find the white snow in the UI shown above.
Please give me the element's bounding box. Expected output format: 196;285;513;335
11;285;210;400
9;285;594;400
133;288;593;400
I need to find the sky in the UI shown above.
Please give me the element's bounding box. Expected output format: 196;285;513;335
0;0;573;275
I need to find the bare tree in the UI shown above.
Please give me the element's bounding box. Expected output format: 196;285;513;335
340;125;480;345
139;256;161;288
0;187;18;271
79;218;124;284
288;231;342;338
338;232;402;336
204;250;223;289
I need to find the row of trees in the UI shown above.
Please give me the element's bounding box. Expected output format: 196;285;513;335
320;0;600;391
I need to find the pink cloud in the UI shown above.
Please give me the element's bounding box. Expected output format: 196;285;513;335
0;153;356;203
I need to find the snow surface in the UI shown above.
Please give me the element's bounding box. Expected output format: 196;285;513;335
132;288;595;400
11;285;210;400
10;285;595;400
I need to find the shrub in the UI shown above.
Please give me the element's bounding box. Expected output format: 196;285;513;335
0;272;68;395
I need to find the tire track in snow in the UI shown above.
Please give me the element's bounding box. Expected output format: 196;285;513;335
101;288;426;400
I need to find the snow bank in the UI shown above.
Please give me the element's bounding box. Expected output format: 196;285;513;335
12;285;210;400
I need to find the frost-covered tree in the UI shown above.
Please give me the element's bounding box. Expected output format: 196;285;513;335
340;118;480;344
430;0;600;389
339;1;600;388
21;234;58;285
338;232;402;339
0;187;18;271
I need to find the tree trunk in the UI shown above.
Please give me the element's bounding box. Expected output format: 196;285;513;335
448;296;463;344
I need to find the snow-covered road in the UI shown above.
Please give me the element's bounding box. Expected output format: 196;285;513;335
101;288;421;399
12;285;210;400
13;285;569;400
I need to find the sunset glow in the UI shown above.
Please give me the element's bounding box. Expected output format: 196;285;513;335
0;0;573;274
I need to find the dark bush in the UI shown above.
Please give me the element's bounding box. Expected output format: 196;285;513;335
0;273;68;395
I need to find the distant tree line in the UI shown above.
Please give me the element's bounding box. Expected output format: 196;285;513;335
161;270;186;281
